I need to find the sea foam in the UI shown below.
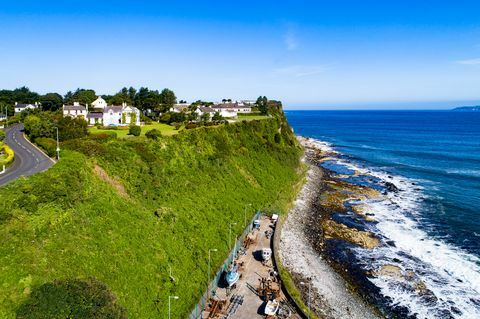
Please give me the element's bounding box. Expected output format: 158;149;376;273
308;137;480;318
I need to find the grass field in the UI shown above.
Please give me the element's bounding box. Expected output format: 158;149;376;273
89;122;179;138
235;115;270;121
0;117;303;318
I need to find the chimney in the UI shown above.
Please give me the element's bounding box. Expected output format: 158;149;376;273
74;102;79;106
15;102;18;106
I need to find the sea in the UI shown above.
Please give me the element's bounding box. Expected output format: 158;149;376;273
285;110;480;319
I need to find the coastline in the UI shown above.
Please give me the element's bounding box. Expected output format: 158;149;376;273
278;137;382;319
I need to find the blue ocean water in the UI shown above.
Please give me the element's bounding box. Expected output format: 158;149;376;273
285;110;480;318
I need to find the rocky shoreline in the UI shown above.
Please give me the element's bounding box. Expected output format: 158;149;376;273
279;137;383;319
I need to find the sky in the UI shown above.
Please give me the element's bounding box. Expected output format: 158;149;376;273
1;0;480;109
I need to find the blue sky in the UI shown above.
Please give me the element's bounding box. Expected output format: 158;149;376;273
1;1;480;109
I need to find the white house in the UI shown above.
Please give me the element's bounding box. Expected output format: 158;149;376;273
210;102;252;118
195;106;216;119
102;103;140;126
91;96;108;109
86;112;103;125
14;102;39;114
170;104;190;113
63;102;88;119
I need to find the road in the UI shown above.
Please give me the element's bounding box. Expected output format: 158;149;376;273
0;123;55;186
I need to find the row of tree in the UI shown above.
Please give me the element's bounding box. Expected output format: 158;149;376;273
0;87;178;115
0;87;275;118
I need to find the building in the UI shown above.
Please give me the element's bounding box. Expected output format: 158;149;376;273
210;102;252;118
195;106;216;119
170;104;190;113
14;102;39;114
91;96;108;109
102;103;140;126
63;95;141;127
63;102;88;119
86;112;104;125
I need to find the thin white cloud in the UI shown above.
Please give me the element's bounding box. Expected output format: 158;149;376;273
284;28;298;51
455;58;480;65
274;65;330;77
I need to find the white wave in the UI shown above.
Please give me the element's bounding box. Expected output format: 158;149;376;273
304;137;480;318
445;168;480;177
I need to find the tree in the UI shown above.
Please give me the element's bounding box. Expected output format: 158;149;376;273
134;87;161;112
39;93;63;111
159;88;177;113
256;96;268;115
16;277;127;319
200;112;210;122
129;125;141;136
145;129;162;140
0;130;5;142
23;115;54;140
68;89;97;105
57;116;88;141
188;111;198;122
170;112;186;123
212;111;223;122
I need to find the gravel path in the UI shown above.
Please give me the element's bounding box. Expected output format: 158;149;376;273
279;160;382;319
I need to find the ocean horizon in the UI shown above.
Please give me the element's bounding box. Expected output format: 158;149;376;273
285;110;480;318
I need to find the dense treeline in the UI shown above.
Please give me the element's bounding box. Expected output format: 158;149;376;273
0;86;178;115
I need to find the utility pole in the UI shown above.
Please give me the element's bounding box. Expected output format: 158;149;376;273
168;295;179;319
55;127;60;160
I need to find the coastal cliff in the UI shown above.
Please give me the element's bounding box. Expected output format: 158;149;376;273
0;115;303;318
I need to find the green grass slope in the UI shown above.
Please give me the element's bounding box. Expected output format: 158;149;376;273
0;118;303;318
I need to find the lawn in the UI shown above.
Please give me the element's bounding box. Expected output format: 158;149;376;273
235;114;270;121
89;122;179;138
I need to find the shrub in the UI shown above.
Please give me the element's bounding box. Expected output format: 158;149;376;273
0;144;14;166
0;130;5;142
185;122;198;129
90;131;118;140
35;137;57;157
145;129;162;140
128;125;141;136
16;277;127;319
274;132;281;143
57;116;89;141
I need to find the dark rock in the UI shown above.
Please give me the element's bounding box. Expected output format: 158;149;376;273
384;181;399;192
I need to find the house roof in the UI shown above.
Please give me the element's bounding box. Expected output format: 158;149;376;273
198;106;215;113
212;103;250;109
15;103;36;108
87;112;103;118
104;105;124;113
63;104;87;111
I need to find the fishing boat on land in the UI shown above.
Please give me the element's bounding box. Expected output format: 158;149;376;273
264;299;280;316
262;248;272;261
226;264;240;287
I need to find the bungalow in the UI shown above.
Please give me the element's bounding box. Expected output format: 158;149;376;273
14;102;40;114
63;102;88;119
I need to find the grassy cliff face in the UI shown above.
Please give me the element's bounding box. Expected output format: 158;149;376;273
0;118;302;318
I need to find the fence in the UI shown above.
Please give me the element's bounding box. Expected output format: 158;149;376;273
188;210;262;319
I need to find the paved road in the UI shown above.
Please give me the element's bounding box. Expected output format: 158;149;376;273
0;123;55;186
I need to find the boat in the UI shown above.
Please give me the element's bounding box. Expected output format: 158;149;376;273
226;264;240;287
262;248;272;261
264;299;280;316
